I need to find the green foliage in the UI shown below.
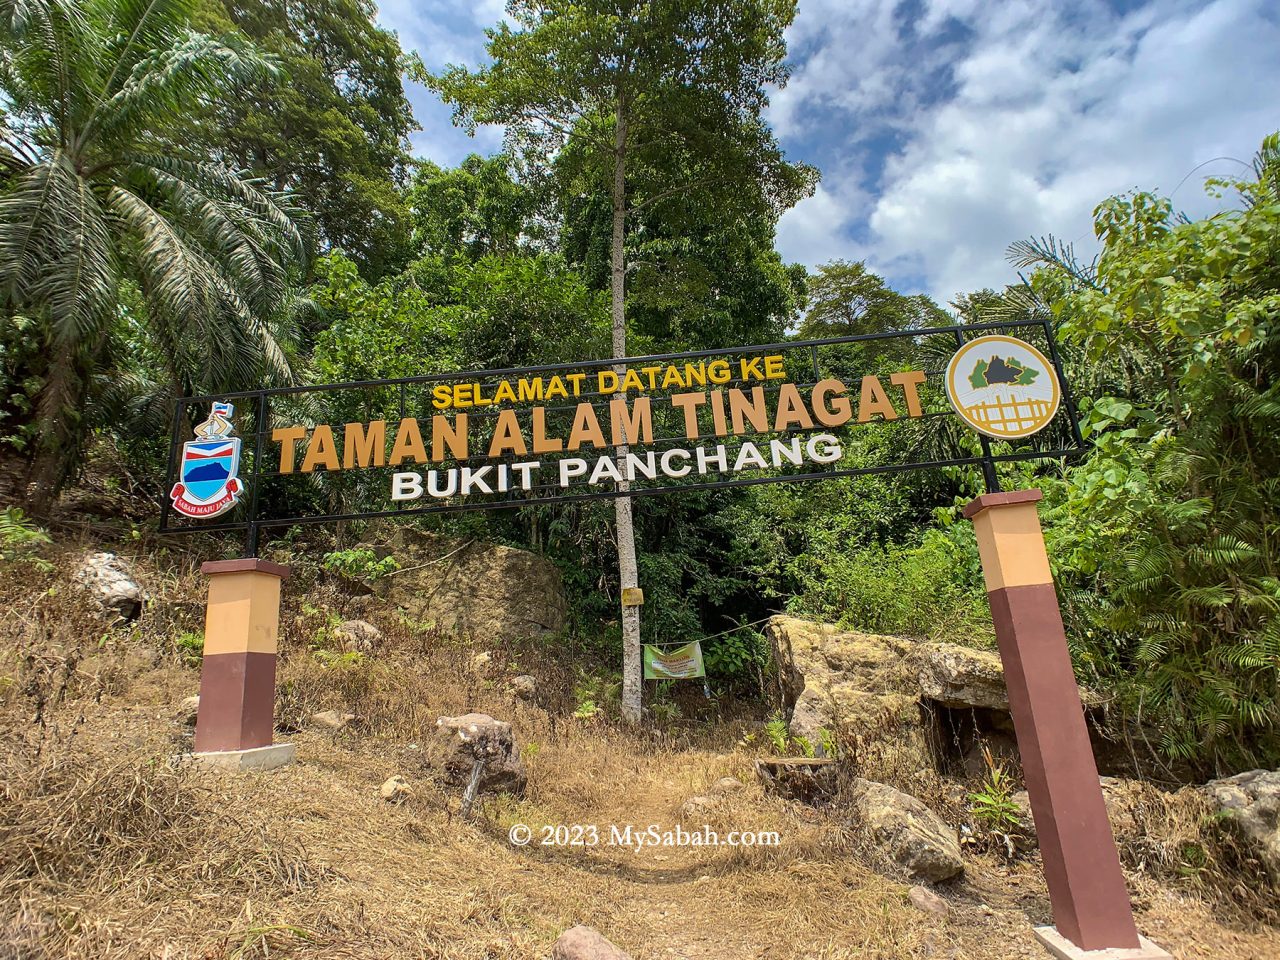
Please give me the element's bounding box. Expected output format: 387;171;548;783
0;507;51;560
702;624;770;683
321;547;398;581
798;260;950;340
201;0;420;276
763;713;790;754
785;523;992;644
407;154;535;261
175;631;205;668
967;745;1023;835
311;253;462;384
1021;134;1280;769
0;0;307;504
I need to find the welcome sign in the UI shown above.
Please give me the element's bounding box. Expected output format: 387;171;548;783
159;322;1082;543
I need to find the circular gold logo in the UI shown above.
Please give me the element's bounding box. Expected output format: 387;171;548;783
945;335;1061;439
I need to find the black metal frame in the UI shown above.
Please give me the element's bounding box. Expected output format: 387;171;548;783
159;320;1085;555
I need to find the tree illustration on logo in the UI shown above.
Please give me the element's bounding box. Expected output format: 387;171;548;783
968;356;1040;389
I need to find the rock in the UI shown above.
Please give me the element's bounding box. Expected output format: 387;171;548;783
312;709;356;731
550;925;633;960
766;615;924;746
908;884;950;918
334;619;382;654
916;643;1008;710
376;530;568;640
74;552;148;623
1202;769;1280;885
680;795;718;820
379;775;411;803
709;776;744;796
849;778;964;882
510;674;538;700
471;651;493;671
176;695;200;726
434;713;527;795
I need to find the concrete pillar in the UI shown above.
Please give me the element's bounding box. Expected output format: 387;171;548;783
192;558;294;770
965;489;1169;959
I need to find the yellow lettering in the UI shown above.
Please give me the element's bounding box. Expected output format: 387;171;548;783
488;410;527;457
301;424;340;472
389;418;428;466
857;375;899;423
431;414;468;461
272;425;308;474
343;420;386;469
812;379;852;427
610;397;653;445
890;370;927;417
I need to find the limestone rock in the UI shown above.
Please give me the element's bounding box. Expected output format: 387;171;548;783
915;643;1008;710
74;552;148;623
176;695;200;726
550;925;633;960
908;884;950;918
509;674;538;700
849;778;964;882
1202;769;1280;885
312;709;356;731
377;530;567;640
334;619;382;654
434;713;526;795
380;775;411;803
766;615;923;745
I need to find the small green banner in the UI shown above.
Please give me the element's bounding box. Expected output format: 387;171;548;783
643;642;706;680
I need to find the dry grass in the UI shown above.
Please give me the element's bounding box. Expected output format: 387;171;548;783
1;541;1277;959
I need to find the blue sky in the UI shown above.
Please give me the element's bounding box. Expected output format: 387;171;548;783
376;0;1280;305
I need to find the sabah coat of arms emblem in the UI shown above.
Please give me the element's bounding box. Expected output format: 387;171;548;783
170;402;244;519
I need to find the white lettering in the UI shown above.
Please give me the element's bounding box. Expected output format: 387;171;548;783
391;472;422;501
806;434;842;464
559;458;588;486
660;448;691;478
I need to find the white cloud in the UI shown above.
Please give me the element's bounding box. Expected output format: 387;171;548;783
774;0;1280;302
375;0;507;165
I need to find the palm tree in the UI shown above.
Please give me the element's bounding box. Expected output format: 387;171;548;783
0;0;307;508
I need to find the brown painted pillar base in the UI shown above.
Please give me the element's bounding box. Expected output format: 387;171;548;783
193;558;291;762
965;490;1154;954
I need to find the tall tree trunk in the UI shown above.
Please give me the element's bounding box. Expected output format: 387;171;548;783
611;100;642;724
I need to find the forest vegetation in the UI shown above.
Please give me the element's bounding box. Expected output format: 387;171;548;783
1;0;1277;779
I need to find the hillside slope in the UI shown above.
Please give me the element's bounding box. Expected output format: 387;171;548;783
1;539;1276;960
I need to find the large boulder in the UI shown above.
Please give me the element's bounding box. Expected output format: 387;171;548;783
74;552;148;623
434;713;526;795
1202;769;1280;885
766;616;921;744
848;778;964;882
915;643;1008;710
551;925;633;960
376;530;567;640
